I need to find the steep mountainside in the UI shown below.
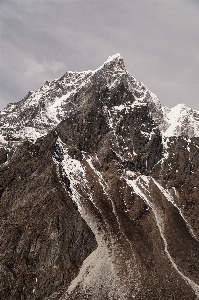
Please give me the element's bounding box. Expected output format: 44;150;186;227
0;54;199;300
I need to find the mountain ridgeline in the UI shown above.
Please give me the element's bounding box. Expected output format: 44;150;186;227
0;54;199;299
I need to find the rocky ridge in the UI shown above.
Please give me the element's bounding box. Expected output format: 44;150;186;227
2;54;199;146
0;54;199;299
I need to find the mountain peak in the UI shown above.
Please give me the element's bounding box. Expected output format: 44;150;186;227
162;103;199;137
1;54;199;146
106;53;123;62
102;53;125;69
175;103;190;111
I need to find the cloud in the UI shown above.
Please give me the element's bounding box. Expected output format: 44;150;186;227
25;59;65;79
0;0;199;111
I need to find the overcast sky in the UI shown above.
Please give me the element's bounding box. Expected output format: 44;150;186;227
1;0;199;111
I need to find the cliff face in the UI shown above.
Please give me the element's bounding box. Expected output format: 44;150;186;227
0;134;97;300
0;54;199;299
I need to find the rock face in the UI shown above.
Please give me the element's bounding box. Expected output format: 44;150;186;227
0;54;199;299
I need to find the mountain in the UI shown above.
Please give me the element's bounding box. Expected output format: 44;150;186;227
0;54;199;300
162;104;199;137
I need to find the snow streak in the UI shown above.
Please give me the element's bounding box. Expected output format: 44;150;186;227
125;175;199;299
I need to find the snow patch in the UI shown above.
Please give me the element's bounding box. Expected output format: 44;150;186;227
162;104;199;138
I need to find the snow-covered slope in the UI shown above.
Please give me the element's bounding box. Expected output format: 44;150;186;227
162;104;199;137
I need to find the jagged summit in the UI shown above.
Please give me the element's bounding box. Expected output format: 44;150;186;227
106;53;123;61
0;54;157;144
0;54;199;146
101;53;125;69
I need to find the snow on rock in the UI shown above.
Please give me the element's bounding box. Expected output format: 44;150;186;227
53;138;93;212
0;53;163;146
152;178;198;241
1;54;199;148
162;104;199;137
124;174;199;298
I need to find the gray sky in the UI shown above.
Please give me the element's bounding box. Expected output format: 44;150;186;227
1;0;199;111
